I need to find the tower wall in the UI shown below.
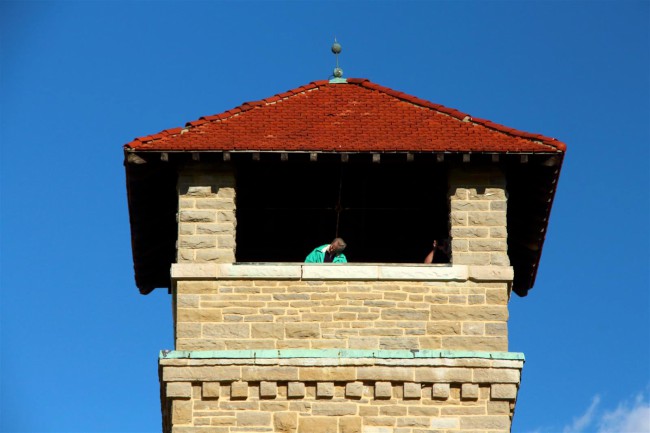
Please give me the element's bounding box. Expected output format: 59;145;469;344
161;165;522;433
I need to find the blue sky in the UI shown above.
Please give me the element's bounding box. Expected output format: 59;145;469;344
1;1;648;432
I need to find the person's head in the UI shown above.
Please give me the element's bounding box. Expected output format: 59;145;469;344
437;238;450;253
329;238;347;255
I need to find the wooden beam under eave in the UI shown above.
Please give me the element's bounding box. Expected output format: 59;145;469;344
492;154;500;163
372;153;380;163
252;152;260;161
406;153;414;162
280;153;288;162
192;152;200;161
160;153;168;162
520;155;529;163
223;152;231;161
310;153;318;162
462;154;471;163
436;153;445;163
341;153;349;163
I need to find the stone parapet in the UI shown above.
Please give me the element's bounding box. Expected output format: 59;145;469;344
159;352;523;433
171;267;512;352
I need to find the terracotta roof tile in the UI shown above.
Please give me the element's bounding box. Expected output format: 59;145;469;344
125;79;566;153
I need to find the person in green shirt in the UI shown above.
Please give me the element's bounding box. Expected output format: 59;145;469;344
304;238;348;263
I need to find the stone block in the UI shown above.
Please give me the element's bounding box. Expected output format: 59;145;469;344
451;201;490;211
415;367;471;383
490;226;508;238
487;400;511;414
339;416;362;433
451;227;489;238
274;412;297;433
179;210;216;223
346;382;364;398
163;366;240;382
312;402;357;416
474;368;520;383
297;417;338;433
491;252;511;266
184;186;213;197
202;323;250;339
171;400;192;425
195;249;235;262
426;321;461;335
231;381;248;399
358;367;414;382
260;381;277;398
453;252;491;265
196;223;233;234
176;322;201;339
403;382;421;399
236;411;271;426
491;383;518;400
178;235;217;249
379;337;419;350
375;382;392;399
467;211;507;226
285;323;320;339
432;383;450;399
429;417;460;428
242;366;299;381
316;382;335;398
462;322;485;336
461;383;479;400
166;382;192;398
251;323;284;339
460;415;510;430
300;367;356;382
430;305;508;321
202;382;220;398
486;322;508;336
288;382;305;398
381;309;429;321
468;239;508;252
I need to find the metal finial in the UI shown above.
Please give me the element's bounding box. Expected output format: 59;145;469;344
330;38;344;81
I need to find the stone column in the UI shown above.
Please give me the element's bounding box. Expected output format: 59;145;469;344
449;166;509;267
176;163;236;263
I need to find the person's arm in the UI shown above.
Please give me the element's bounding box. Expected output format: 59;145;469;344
424;241;437;264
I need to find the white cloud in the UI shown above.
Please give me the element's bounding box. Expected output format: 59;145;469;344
558;391;650;433
597;393;650;433
563;395;601;433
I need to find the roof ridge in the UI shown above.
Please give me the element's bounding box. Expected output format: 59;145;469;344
125;79;566;152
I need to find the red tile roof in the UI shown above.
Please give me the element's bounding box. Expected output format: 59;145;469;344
125;78;566;153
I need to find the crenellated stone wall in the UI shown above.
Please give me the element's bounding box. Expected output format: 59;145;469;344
160;353;523;433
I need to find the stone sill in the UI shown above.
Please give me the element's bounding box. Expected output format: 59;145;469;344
171;263;514;282
160;349;524;362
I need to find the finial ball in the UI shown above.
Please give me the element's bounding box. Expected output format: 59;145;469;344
333;67;343;78
331;42;342;54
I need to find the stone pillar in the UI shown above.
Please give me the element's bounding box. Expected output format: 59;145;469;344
176;164;236;263
449;167;509;267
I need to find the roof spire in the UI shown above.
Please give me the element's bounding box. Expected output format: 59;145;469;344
330;38;346;84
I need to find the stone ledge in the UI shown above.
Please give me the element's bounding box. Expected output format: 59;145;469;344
171;263;513;282
159;349;525;362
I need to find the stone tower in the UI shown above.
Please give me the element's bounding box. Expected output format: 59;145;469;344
124;78;565;433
